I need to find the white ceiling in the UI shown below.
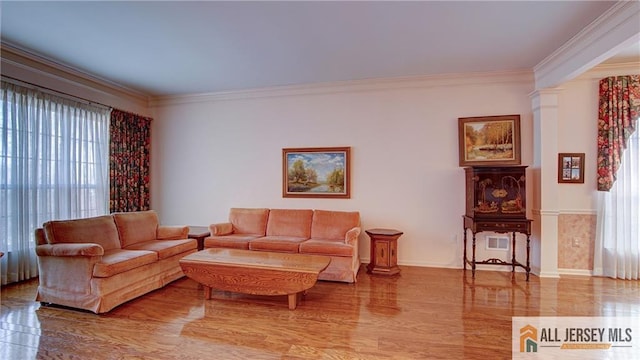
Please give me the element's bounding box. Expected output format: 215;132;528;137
1;1;637;97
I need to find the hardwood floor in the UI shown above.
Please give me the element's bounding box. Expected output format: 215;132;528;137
1;265;638;359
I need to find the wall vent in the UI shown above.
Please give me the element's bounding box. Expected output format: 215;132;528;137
486;236;509;250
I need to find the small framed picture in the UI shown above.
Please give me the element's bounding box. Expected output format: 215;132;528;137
558;153;585;183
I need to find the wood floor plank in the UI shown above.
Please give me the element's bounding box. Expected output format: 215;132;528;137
1;265;639;359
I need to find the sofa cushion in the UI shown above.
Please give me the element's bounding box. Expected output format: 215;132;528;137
92;249;157;278
249;236;307;253
113;210;159;247
310;210;361;241
204;234;260;249
43;215;121;251
299;239;355;257
266;209;313;238
229;208;269;235
157;225;189;240
124;239;196;260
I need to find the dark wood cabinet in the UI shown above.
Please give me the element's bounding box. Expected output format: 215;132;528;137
464;166;527;219
462;166;532;280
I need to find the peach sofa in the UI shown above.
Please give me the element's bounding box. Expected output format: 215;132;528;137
204;208;361;283
35;210;197;313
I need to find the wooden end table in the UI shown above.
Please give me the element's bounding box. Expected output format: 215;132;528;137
188;226;210;251
366;228;403;276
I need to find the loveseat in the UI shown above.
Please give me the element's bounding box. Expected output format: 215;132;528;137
35;210;197;313
204;208;361;283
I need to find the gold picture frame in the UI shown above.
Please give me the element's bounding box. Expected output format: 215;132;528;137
458;115;521;166
558;153;585;183
283;147;351;198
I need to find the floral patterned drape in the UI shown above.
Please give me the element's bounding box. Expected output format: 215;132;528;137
110;109;152;212
597;75;640;191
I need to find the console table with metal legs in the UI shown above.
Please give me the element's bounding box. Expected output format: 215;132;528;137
462;216;532;281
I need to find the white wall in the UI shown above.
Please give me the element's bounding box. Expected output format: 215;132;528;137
151;72;535;268
557;78;599;212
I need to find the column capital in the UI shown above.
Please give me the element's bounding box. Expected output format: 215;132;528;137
530;88;562;110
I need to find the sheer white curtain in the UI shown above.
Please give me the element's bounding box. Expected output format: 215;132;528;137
594;129;640;280
0;81;110;285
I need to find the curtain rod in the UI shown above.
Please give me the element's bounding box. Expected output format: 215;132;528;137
1;75;113;111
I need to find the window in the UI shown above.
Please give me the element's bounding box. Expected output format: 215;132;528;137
0;80;110;284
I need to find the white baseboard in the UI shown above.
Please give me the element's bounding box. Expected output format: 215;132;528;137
558;268;593;276
361;259;595;278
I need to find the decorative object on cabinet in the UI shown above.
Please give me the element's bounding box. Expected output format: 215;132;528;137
557;153;585;184
366;228;402;276
464;166;527;219
458;114;521;166
462;166;532;281
283;147;350;198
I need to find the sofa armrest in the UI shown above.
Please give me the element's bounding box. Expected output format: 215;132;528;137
36;243;104;257
157;225;189;240
344;227;361;246
210;222;233;236
36;244;104;303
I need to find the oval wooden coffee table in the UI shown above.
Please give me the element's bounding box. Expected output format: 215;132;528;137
179;248;330;310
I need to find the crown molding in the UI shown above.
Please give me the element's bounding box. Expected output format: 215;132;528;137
0;41;534;110
1;41;151;110
150;69;533;107
574;61;640;81
534;1;640;90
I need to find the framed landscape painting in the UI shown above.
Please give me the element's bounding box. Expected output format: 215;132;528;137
458;114;521;166
283;147;351;198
